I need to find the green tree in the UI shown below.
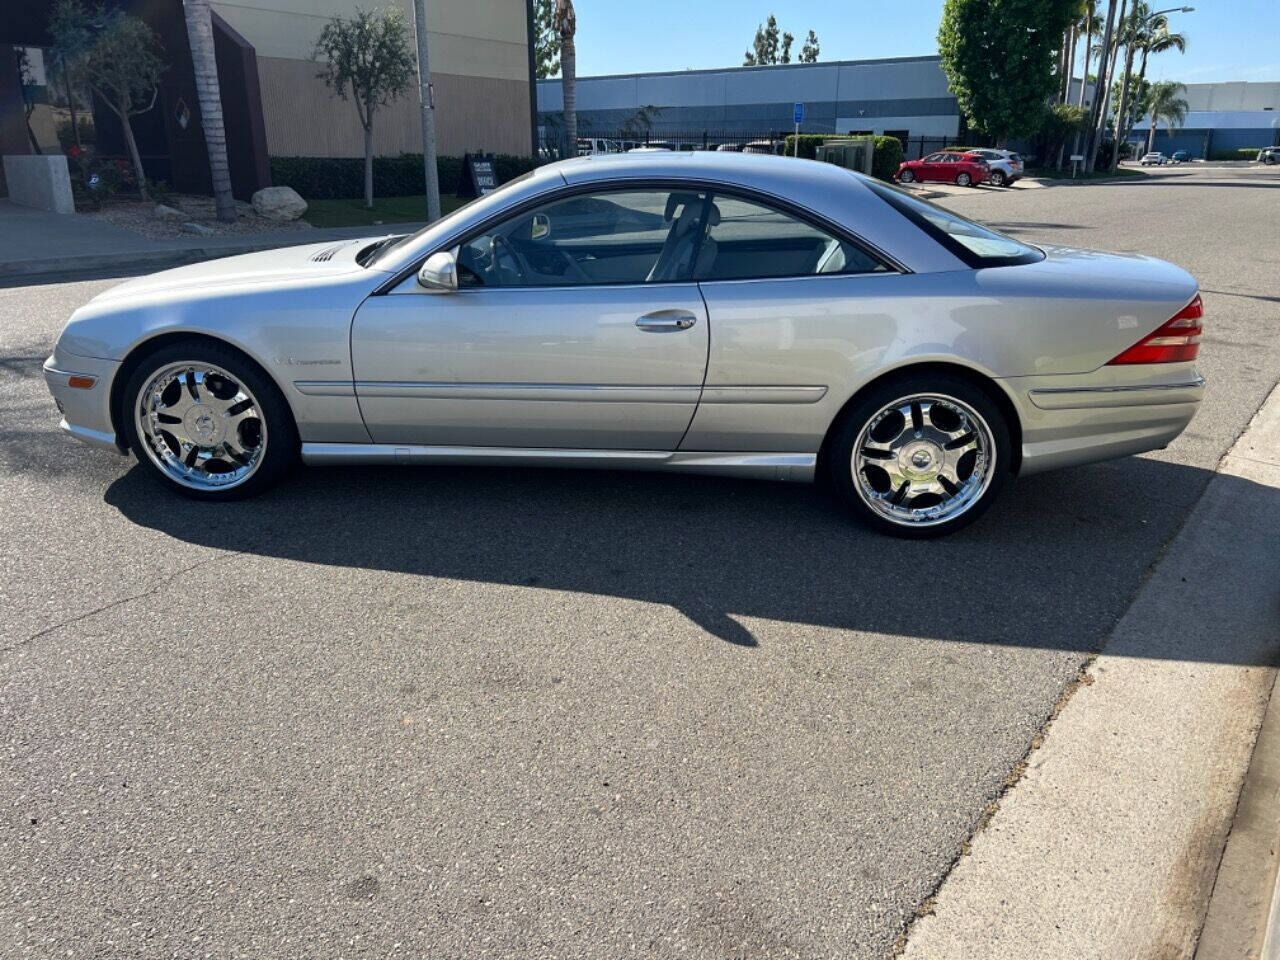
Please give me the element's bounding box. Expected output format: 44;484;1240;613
533;0;560;79
47;0;94;151
938;0;1080;141
313;6;416;209
800;30;820;64
61;6;167;200
743;14;817;66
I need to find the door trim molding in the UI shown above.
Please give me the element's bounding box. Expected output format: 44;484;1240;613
301;381;830;404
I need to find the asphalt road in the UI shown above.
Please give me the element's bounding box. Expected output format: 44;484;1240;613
3;164;1279;960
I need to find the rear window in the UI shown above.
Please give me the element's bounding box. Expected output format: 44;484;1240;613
864;179;1044;267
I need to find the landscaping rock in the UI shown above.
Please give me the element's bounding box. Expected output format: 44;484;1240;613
154;203;184;220
251;186;307;221
181;222;215;236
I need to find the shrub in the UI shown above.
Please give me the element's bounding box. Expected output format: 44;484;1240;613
268;153;541;200
870;135;904;181
782;133;831;160
1208;147;1262;161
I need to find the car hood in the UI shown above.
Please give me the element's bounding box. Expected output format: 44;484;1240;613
89;235;401;304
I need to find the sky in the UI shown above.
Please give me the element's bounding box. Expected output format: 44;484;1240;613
566;1;1280;85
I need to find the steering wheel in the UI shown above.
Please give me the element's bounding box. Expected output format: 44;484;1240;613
489;235;528;284
554;248;593;283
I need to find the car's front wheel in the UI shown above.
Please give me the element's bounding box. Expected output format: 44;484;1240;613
827;373;1012;538
899;169;915;183
121;340;296;500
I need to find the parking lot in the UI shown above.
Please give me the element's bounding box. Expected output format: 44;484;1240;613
2;163;1279;959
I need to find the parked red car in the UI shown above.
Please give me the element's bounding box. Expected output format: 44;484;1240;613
896;151;990;187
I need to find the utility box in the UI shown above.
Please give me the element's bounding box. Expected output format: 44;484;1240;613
814;138;875;175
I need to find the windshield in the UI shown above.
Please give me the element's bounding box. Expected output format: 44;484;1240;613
864;178;1043;267
363;170;538;268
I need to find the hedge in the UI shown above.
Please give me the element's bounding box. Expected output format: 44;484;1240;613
780;134;904;181
269;153;542;200
1208;147;1264;161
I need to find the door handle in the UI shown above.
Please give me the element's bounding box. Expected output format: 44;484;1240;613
636;310;697;331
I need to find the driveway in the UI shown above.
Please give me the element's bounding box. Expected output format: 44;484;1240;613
2;167;1279;959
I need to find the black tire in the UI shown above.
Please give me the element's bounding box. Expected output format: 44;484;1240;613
1266;155;1277;165
899;169;915;183
989;169;1007;187
120;339;297;501
956;171;972;187
827;372;1013;539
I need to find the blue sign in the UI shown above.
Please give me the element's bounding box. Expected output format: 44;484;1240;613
793;102;805;125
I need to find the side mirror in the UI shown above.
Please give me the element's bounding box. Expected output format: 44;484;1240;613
531;213;551;240
417;248;458;292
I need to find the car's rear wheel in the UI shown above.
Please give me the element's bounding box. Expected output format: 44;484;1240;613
828;373;1012;538
989;169;1007;187
899;169;915;183
956;171;972;187
121;340;296;500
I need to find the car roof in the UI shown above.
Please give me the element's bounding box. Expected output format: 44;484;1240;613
379;150;972;276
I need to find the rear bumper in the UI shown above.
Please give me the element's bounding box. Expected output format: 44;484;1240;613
1001;368;1204;475
43;353;125;454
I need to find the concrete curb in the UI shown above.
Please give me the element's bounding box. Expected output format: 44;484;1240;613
900;379;1280;960
1195;669;1280;959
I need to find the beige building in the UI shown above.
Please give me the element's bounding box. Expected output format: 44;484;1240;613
211;0;535;158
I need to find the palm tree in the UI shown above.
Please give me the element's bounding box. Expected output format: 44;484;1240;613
182;0;236;221
1070;3;1102;162
1086;0;1120;171
554;0;577;158
1109;1;1143;170
1146;80;1188;153
1125;7;1187;142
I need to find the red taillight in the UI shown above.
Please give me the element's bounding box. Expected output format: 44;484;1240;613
1107;294;1203;365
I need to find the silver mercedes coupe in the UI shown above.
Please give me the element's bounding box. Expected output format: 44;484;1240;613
44;152;1205;537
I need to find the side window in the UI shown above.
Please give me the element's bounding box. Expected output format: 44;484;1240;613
923;153;944;163
695;193;887;282
456;188;709;288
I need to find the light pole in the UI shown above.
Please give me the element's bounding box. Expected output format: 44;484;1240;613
412;0;442;222
1110;4;1193;170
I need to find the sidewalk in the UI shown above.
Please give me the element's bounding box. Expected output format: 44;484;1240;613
0;199;427;283
900;381;1280;959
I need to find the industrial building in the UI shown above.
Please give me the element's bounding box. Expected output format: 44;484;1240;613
537;56;963;142
538;59;1280;159
1130;82;1280;156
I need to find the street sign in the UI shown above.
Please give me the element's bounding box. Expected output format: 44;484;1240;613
459;153;499;197
793;102;805;125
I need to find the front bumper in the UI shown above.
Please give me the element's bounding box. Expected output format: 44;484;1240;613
1001;366;1205;475
43;352;125;454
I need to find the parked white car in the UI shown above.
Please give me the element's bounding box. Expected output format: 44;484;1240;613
968;149;1024;187
1140;152;1166;166
577;138;623;156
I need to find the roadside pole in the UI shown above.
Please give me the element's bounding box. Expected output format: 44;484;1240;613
793;102;804;156
412;0;442;222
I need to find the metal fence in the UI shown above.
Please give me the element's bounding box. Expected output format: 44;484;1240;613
536;129;982;162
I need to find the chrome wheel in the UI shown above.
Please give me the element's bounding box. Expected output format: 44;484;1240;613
852;393;996;528
134;361;267;491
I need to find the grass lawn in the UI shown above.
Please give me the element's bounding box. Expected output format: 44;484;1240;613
1024;166;1147;181
304;194;471;228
